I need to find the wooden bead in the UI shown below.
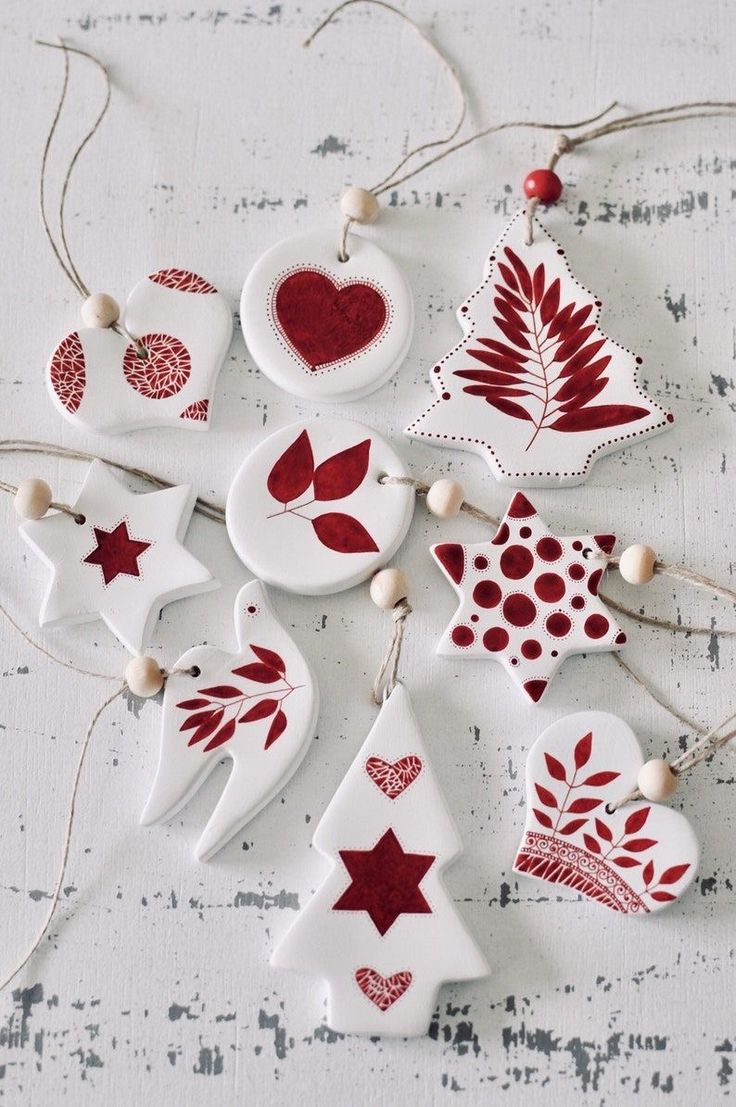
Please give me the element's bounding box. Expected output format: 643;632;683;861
370;568;409;609
81;292;120;329
637;759;678;802
619;544;657;585
340;187;380;224
125;656;164;698
426;478;464;519
13;477;52;520
523;169;563;204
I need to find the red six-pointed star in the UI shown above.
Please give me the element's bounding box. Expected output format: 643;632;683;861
432;492;626;703
332;827;435;935
83;520;151;585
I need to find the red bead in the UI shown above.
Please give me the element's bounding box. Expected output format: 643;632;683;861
523;169;563;204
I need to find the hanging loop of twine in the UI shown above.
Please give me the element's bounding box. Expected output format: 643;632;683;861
523;99;736;244
36;39;144;352
372;597;412;705
306;0;468;262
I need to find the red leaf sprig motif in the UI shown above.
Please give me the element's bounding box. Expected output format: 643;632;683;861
176;644;303;753
533;731;691;901
266;430;379;554
454;245;651;451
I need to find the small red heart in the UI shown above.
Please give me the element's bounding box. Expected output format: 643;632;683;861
355;967;412;1011
365;755;423;799
273;269;388;370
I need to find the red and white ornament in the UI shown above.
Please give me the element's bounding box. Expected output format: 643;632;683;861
241;229;413;402
19;460;217;654
432;492;625;703
226;417;415;595
141;580;318;861
47;269;232;434
514;712;698;914
271;683;488;1037
406;211;672;486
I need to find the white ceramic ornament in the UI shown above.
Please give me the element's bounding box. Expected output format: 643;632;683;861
226;417;415;595
241;229;414;402
47;269;233;434
141;580;319;861
272;684;488;1037
432;492;626;703
406;211;672;486
514;712;698;914
19;460;217;654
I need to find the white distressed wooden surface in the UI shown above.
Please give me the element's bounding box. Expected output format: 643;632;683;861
1;0;735;1102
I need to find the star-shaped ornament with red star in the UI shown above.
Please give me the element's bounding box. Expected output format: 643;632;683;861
333;828;434;935
432;492;626;703
20;459;217;654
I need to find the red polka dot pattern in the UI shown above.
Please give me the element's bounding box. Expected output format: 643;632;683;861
500;545;534;580
452;625;475;647
431;494;624;703
473;580;502;608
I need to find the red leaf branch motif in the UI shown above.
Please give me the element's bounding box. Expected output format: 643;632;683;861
454;245;651;450
176;643;302;753
265;431;378;554
531;730;621;840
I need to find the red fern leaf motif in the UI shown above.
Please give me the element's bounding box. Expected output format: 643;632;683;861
267;429;315;503
642;860;655;887
456;249;650;450
311;512;379;554
659;863;691;885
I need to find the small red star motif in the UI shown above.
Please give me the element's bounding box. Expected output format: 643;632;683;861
332;828;435;935
83;520;151;585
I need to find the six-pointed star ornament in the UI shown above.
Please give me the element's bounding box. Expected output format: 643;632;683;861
332;828;434;936
432;492;626;703
19;460;217;654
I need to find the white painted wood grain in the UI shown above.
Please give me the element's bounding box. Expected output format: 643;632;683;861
0;0;735;1102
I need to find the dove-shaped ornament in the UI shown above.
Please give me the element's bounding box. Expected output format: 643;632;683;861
406;211;672;486
141;580;319;861
47;269;232;434
514;712;698;914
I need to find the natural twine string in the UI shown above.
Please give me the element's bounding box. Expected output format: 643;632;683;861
307;4;627;261
0;684;126;993
0;600;202;992
608;707;736;812
36;40;144;352
372;597;412;704
523;100;736;244
306;0;467;262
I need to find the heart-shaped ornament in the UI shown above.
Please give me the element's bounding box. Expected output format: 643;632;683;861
47;268;232;434
141;580;319;860
241;229;414;402
514;712;698;914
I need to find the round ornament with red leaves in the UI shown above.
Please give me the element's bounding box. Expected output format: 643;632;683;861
226;417;415;595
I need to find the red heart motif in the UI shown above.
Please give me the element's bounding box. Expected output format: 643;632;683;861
365;755;423;799
273;269;388;370
355;967;412;1011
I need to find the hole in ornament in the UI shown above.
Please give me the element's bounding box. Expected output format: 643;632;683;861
377;472;390;485
135;345;149;361
189;665;201;678
337;251;349;264
582;547;594;559
605;803;615;814
74;513;86;525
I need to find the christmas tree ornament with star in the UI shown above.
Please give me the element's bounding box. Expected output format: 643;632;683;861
271;575;488;1037
432;491;625;703
19;460;217;655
